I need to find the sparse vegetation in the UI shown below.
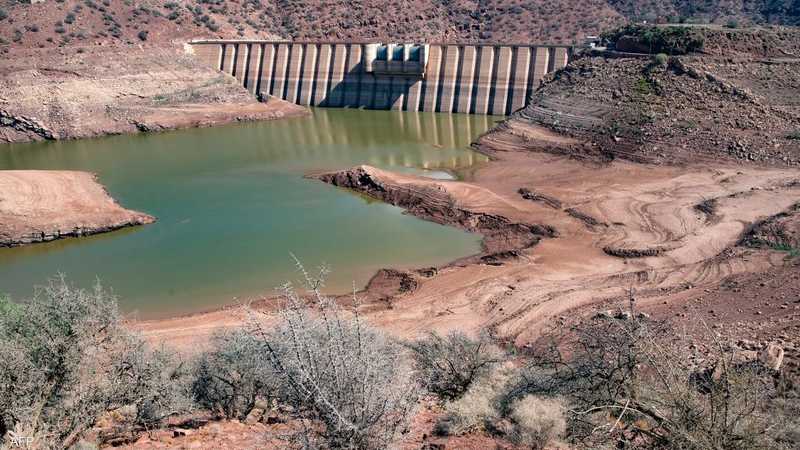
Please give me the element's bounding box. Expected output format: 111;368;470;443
0;277;188;448
408;330;505;401
191;329;282;420
498;311;797;449
507;396;567;449
603;24;705;55
243;261;416;448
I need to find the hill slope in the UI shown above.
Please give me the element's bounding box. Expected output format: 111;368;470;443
2;0;798;52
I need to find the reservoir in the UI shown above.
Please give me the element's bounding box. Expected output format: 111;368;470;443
0;109;496;318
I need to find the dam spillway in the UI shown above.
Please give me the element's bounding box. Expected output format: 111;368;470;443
188;41;573;115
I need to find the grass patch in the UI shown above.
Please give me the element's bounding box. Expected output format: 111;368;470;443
772;242;800;259
634;77;654;96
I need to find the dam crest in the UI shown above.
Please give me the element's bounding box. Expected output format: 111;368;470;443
188;41;573;115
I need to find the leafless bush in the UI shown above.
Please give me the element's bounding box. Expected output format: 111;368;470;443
407;330;505;401
0;276;188;448
247;260;416;449
191;329;283;420
501;311;797;449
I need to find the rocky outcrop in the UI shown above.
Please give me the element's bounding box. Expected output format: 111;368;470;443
313;165;557;255
0;110;56;141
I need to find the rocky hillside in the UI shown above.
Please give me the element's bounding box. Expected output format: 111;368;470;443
2;0;799;52
607;0;800;26
502;26;800;167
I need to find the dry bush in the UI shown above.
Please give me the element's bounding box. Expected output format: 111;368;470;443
434;364;516;436
407;330;506;401
508;395;566;449
0;276;189;449
502;310;799;449
247;260;416;449
191;329;283;420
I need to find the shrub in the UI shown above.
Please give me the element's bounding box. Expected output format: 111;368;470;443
787;130;800;140
508;395;566;449
652;52;668;66
191;329;282;420
502;311;798;449
246;260;416;449
0;277;187;447
137;30;148;41
0;9;7;21
726;19;739;28
407;330;505;401
602;24;704;55
436;364;515;435
65;12;76;24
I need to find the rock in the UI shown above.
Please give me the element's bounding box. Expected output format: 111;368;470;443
172;428;193;437
758;343;784;371
421;444;445;450
245;408;264;424
614;310;632;320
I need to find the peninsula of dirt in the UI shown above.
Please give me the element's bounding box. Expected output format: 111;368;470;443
0;170;154;246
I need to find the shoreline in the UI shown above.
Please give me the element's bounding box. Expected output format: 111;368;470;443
0;45;309;144
0;170;156;247
138;119;800;351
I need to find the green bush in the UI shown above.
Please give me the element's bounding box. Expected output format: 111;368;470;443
652;52;668;66
602;24;705;55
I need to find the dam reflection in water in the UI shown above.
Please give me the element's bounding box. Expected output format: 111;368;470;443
0;109;499;318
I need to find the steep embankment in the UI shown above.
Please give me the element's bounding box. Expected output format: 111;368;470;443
0;45;307;143
0;170;155;246
491;27;800;166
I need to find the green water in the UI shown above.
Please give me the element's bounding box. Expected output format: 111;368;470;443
0;109;497;318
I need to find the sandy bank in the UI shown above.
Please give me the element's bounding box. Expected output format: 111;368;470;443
0;170;154;246
138;117;800;352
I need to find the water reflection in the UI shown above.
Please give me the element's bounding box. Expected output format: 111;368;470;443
0;109;498;318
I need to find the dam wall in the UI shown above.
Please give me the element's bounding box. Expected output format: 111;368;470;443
188;41;573;115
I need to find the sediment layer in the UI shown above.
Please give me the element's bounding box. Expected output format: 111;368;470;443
313;165;557;255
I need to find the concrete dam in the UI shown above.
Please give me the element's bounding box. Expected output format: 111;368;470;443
188;41;573;115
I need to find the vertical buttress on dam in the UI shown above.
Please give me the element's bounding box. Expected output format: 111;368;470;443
189;41;572;115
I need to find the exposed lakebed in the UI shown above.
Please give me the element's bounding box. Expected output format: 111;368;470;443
0;109;497;318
